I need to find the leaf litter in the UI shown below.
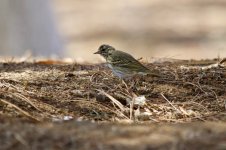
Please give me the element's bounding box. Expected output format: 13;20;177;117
0;59;225;123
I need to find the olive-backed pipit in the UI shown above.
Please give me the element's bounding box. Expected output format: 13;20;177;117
94;44;157;79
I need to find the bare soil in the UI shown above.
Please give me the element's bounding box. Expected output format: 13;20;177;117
0;59;226;150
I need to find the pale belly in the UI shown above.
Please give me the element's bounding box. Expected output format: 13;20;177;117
107;64;125;78
107;63;147;78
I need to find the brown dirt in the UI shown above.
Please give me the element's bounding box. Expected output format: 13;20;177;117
0;59;226;150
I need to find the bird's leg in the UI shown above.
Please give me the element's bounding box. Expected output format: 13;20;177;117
130;78;136;90
129;75;140;90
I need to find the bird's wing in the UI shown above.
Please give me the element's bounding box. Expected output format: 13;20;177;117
109;50;150;72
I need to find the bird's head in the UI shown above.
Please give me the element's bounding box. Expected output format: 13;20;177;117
94;44;115;59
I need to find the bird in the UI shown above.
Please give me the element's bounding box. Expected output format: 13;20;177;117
94;44;158;79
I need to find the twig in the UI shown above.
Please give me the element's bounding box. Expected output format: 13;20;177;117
130;96;135;120
70;99;128;119
11;93;42;111
219;58;226;65
96;89;125;112
160;93;182;113
121;79;129;90
180;63;220;70
185;82;207;94
0;98;40;122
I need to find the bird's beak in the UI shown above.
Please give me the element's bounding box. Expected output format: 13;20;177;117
94;51;100;54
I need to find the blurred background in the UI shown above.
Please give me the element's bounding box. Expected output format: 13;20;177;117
0;0;226;62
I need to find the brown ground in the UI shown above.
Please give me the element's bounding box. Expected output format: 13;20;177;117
0;59;226;150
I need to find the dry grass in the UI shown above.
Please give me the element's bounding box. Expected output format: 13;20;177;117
0;59;225;123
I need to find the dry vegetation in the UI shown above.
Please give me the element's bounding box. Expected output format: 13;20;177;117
0;59;226;149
